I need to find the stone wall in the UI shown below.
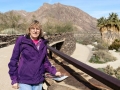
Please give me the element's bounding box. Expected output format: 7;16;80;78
0;35;16;42
0;35;20;48
0;32;76;55
46;32;76;55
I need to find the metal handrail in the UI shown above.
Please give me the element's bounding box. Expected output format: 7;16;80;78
47;45;120;90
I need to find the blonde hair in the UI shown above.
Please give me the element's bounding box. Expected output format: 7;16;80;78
26;20;43;38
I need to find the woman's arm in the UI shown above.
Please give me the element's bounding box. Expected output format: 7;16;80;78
8;36;23;85
43;46;61;76
44;52;57;75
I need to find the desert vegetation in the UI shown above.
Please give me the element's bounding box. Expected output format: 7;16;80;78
74;13;120;79
42;21;74;34
0;11;29;34
108;39;120;51
75;13;120;64
0;11;74;35
97;13;120;32
89;50;116;63
98;65;120;80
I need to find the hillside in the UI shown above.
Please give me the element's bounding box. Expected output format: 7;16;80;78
1;3;99;33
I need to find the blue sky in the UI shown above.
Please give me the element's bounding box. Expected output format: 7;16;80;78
0;0;120;19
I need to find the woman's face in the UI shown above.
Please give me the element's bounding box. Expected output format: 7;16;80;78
29;26;41;40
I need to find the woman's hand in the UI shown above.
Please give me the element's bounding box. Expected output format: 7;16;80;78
12;83;19;89
55;71;62;76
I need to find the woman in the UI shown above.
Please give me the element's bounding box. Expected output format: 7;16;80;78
8;20;61;90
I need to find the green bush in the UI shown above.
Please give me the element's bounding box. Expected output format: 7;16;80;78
109;39;120;51
89;55;104;63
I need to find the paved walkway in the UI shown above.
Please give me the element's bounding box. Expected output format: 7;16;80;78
0;45;14;90
71;43;93;62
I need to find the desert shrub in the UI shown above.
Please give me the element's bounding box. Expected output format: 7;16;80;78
98;66;120;80
0;28;23;35
97;65;115;75
115;67;120;80
56;22;73;33
94;41;109;50
108;39;120;51
81;36;93;45
89;50;116;63
42;21;73;34
76;34;101;45
89;55;103;63
104;65;115;75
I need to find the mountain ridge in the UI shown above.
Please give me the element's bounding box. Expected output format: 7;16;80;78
2;3;99;33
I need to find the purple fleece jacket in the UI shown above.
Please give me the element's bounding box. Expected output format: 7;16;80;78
8;35;56;85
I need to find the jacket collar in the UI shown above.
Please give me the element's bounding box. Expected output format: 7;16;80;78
21;34;48;51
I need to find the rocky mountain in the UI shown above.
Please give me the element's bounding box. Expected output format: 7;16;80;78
3;3;99;33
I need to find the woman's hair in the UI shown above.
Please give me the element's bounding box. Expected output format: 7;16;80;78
26;20;43;38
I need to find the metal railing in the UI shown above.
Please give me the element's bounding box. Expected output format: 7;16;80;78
47;45;120;90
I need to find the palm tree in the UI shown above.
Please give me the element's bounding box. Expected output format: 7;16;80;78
97;12;120;44
97;17;107;39
107;12;120;31
107;13;120;41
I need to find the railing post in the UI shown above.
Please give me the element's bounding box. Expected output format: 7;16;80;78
49;50;53;59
